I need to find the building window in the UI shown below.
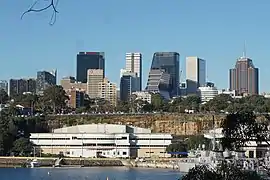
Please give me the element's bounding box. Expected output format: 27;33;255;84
123;152;127;155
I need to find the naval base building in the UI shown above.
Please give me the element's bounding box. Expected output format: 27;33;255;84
30;124;172;158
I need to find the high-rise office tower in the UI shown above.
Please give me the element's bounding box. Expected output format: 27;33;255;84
125;53;142;90
120;70;139;102
87;69;103;99
146;69;171;100
76;52;105;83
0;80;8;93
36;70;57;94
229;54;259;95
146;52;179;97
186;57;206;94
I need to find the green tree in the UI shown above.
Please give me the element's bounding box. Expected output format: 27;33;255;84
0;89;9;104
186;135;211;150
221;111;269;150
151;93;164;111
166;142;188;157
181;94;201;111
204;94;233;112
116;101;130;113
11;137;33;156
182;163;263;180
41;85;69;114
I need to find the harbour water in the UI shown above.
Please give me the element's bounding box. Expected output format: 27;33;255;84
0;167;182;180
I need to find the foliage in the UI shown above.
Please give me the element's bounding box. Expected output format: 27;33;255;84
0;89;9;104
41;85;69;114
186;135;211;150
11;137;33;156
182;163;264;180
151;93;164;111
203;94;233;113
0;110;46;156
166;142;188;157
221;111;269;150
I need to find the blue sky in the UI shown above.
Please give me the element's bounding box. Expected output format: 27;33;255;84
1;0;270;92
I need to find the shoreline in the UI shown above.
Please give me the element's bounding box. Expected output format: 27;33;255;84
0;157;192;172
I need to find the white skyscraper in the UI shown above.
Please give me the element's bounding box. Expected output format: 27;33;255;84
125;53;142;90
186;56;206;94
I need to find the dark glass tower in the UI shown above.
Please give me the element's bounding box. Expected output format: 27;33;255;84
76;52;105;83
36;70;57;94
146;52;180;97
229;57;259;95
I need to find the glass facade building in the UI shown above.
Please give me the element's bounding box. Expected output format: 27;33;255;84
76;52;105;83
186;57;206;94
146;52;179;97
146;69;171;100
120;72;139;102
36;70;57;94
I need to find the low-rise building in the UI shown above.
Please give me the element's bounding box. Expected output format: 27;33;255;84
66;88;85;109
198;86;218;103
132;91;152;104
61;76;87;92
30;124;172;158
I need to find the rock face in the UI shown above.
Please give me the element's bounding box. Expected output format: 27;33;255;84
45;114;226;135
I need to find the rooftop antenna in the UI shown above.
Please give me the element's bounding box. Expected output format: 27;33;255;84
243;41;247;58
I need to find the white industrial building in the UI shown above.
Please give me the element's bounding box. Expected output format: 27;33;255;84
30;124;172;158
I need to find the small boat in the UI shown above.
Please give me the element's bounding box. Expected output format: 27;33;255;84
30;159;40;168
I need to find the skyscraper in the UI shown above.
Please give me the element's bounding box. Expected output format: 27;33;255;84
186;57;206;94
120;70;139;102
87;69;103;99
229;55;259;95
146;69;171;100
125;53;142;90
98;78;117;106
146;52;179;97
36;70;57;94
76;52;105;83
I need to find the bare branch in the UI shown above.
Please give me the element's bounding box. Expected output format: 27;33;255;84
21;0;59;25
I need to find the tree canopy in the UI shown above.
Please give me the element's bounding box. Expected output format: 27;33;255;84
182;163;263;180
221;110;269;150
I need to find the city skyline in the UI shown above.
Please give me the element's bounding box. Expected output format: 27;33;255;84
2;1;270;92
2;51;262;94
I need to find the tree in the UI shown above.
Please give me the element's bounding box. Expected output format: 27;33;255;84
166;142;188;157
204;94;233;112
151;93;164;111
0;89;9;104
11;137;33;156
186;135;211;150
182;165;221;180
41;85;69;114
182;163;263;180
221;111;269;150
181;95;201;111
22;0;59;25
